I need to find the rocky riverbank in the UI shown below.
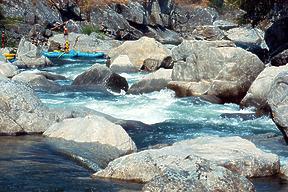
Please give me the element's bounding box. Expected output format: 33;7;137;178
1;0;288;191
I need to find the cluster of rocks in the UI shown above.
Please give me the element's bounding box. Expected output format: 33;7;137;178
1;1;288;191
0;74;282;190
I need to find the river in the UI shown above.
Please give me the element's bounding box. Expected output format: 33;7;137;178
1;60;288;191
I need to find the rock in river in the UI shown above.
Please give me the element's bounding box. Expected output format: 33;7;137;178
94;136;279;182
170;40;265;104
241;65;288;112
267;72;288;144
128;69;172;94
109;37;171;70
0;79;55;135
142;166;254;192
0;62;18;78
12;71;62;91
44;115;137;154
72;64;128;93
109;55;138;73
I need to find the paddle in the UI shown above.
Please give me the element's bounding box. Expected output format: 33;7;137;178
58;52;65;58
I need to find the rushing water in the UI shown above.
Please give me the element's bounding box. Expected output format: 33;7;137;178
1;60;288;191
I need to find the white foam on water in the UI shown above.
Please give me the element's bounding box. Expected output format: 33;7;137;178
86;89;176;124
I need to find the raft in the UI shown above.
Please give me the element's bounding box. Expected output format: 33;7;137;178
42;50;77;58
42;50;105;59
76;51;105;58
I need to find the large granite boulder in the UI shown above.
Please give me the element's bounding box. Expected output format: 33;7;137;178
173;7;218;35
128;69;172;94
267;72;288;144
12;72;62;91
0;62;18;78
141;56;174;72
0;79;56;135
15;38;51;68
168;81;211;97
171;40;265;104
109;55;138;73
94;136;279;181
143;166;254;192
108;37;171;70
48;32;121;52
72;64;128;93
241;65;288;112
44;115;136;154
226;27;269;62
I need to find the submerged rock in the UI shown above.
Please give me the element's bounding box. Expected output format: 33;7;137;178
171;40;264;104
128;69;172;94
44;115;137;154
109;37;171;70
0;80;56;135
72;64;128;93
0;62;18;78
94;136;279;182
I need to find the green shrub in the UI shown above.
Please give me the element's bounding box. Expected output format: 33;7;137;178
81;24;101;35
209;0;224;8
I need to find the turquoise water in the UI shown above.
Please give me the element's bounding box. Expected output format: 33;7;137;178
1;60;287;191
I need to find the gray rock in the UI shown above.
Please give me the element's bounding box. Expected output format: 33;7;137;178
271;49;288;66
226;27;269;62
44;115;137;154
128;69;172;94
173;7;218;35
241;65;288;111
0;79;56;135
34;71;67;81
16;38;52;68
94;136;279;181
109;37;171;70
72;64;128;93
213;20;238;30
12;72;61;91
191;25;225;41
0;74;9;80
226;27;268;50
267;72;288;143
0;62;18;77
168;81;211;97
146;26;183;45
1;0;61;25
49;32;121;53
141;56;173;72
110;55;138;73
171;40;264;103
143;166;255;192
265;17;288;56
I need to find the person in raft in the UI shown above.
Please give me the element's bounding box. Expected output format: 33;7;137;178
63;25;69;53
